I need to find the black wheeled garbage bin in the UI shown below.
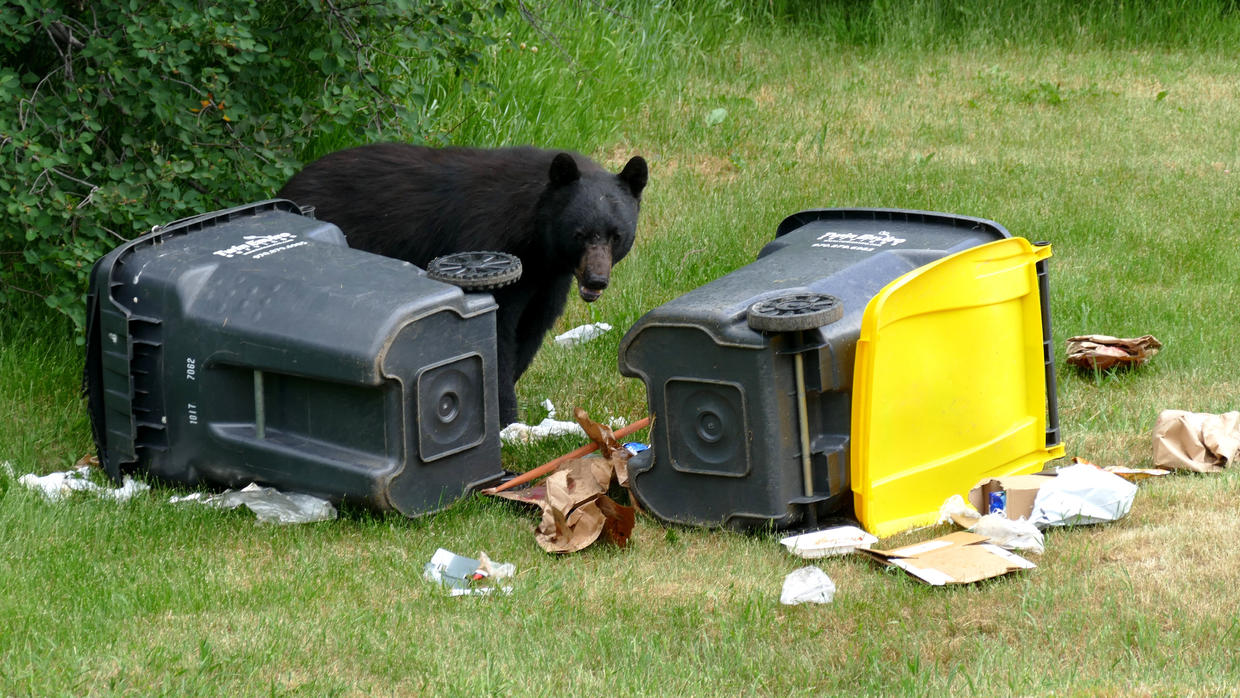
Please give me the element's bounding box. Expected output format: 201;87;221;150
618;208;1063;535
84;200;513;516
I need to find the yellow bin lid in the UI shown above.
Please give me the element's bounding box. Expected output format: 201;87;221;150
851;237;1065;537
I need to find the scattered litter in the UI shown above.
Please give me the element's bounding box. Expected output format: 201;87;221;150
500;399;626;443
422;548;514;596
780;526;877;559
938;495;1045;554
488;408;636;554
1066;334;1162;370
16;464;149;503
169;483;336;524
1152;409;1240;473
780;566;836;605
1029;462;1137;528
859;531;1036;586
554;322;612;347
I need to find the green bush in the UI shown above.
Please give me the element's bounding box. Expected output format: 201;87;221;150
0;0;506;333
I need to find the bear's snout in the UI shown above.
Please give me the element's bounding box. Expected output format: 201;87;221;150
576;243;613;302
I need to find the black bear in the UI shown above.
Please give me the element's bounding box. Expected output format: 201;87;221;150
277;144;648;426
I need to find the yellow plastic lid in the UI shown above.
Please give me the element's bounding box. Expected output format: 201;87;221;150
851;237;1065;537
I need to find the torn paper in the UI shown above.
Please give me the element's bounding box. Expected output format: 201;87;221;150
422;548;514;596
1152;409;1240;473
1065;334;1162;370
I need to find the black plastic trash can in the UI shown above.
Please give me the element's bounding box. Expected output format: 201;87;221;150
618;208;1063;533
84;200;509;516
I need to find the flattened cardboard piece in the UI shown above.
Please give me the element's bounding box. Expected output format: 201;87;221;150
968;473;1057;520
860;531;1036;586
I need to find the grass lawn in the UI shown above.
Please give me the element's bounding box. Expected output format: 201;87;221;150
3;2;1240;695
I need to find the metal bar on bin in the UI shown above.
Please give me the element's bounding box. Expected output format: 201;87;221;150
1033;242;1061;448
254;369;266;439
793;349;814;498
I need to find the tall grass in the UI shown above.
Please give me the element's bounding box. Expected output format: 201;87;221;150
4;0;1240;694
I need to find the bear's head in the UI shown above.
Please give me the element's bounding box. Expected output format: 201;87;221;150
538;153;647;303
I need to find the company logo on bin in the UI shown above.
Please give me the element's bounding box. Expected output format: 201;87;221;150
812;230;906;253
213;233;307;259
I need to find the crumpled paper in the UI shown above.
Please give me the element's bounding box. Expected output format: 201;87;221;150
1066;334;1162;370
491;407;636;554
1152;409;1240;473
169;483;337;524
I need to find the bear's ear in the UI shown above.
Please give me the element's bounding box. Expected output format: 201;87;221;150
618;156;648;199
549;153;581;187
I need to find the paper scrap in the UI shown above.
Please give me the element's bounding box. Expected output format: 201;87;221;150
1066;334;1161;370
422;548;514;596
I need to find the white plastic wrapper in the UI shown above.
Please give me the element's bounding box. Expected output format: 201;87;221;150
554;322;612;347
169;483;336;524
16;464;150;503
1030;463;1138;528
780;566;836;605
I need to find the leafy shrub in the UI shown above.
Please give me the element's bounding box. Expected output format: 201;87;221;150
0;0;506;332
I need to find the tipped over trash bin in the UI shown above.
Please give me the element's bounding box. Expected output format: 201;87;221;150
84;200;511;516
618;208;1064;535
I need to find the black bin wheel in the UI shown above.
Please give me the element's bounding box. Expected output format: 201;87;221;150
426;251;522;291
747;292;843;333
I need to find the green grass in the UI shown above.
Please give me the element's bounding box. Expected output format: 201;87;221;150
5;1;1240;694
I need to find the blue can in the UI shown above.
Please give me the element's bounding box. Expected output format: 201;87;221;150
988;490;1007;515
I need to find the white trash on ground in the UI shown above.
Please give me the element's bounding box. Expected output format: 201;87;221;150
554;322;612;347
937;493;1045;554
1030;463;1138;528
500;399;624;443
423;548;515;596
780;525;878;559
169;482;336;524
15;463;150;503
780;566;836;605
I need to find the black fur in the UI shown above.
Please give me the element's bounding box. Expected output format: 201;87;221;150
278;144;647;425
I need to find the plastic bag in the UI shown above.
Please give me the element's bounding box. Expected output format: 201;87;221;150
169;483;336;524
1029;463;1137;527
780;566;836;605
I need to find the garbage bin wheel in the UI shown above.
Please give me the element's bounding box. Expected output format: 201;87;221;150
426;251;523;291
747;293;843;332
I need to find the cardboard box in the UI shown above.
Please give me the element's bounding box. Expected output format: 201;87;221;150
859;531;1036;585
968;473;1056;520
